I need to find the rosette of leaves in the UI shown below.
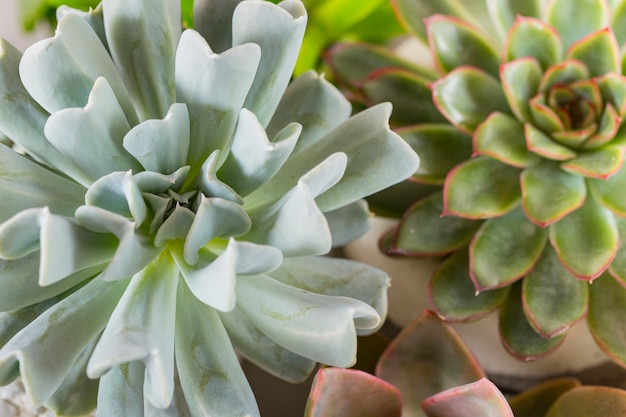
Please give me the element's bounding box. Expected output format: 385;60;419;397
326;0;626;365
0;0;419;415
304;312;626;417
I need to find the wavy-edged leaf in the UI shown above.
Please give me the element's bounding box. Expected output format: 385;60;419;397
566;28;620;77
425;15;499;77
470;208;548;291
520;160;586;226
504;16;562;70
376;311;485;417
522;245;588;337
361;68;446;126
509;378;581;417
400;124;472;184
500;58;542;123
561;147;624;179
499;282;565;360
422;378;513;417
587;272;626;367
473;112;539;167
545;385;626;417
443;156;521;219
430;250;510;322
304;368;402;417
487;0;542;39
549;197;619;280
432;67;511;134
388;192;482;256
544;0;610;50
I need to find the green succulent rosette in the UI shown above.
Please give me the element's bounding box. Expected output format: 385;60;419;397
0;0;419;415
327;0;626;365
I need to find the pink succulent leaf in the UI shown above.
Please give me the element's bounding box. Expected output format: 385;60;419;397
388;192;481;257
539;59;589;93
549;197;619;280
583;104;622;149
487;0;543;39
431;66;511;134
520;160;586;227
376;311;485;417
587;273;626;368
500;58;542;123
425;15;500;77
362;68;446;126
473;112;540;167
560;146;624;179
399;124;472;184
524;123;576;161
608;217;626;286
470;208;548;291
545;385;626;417
430;250;510;322
522;245;589;338
566;28;621;77
303;368;403;417
443;156;522;219
421;378;513;417
503;16;562;70
509;377;581;417
499;282;566;360
544;0;610;50
587;162;626;216
528;95;566;133
599;73;626;117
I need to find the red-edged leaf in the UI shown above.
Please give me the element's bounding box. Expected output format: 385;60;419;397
597;72;626;117
582;103;621;149
500;57;542;123
545;385;626;417
566;28;621;77
422;378;513;417
544;0;610;50
504;16;562;70
560;146;624;179
587;161;626;216
509;378;581;417
539;60;589;93
525;123;577;161
529;95;566;133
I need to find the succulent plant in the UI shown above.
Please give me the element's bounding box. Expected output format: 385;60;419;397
326;0;626;365
0;0;419;415
304;311;626;417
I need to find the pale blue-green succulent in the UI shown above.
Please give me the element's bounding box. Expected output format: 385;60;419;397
0;0;419;415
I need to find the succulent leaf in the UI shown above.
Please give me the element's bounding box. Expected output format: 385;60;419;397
549;197;619;280
520;160;586;226
544;0;610;50
486;0;542;39
499;282;565;360
432;67;511;134
473;112;540;167
376;311;485;417
539;59;590;92
470;208;548;291
500;58;543;123
544;386;626;417
522;245;589;337
430;250;510;321
504;17;562;70
443;156;521;219
509;378;581;417
303;368;403;417
421;378;513;417
598;73;626;118
560;146;624;179
566;28;621;77
608;217;626;284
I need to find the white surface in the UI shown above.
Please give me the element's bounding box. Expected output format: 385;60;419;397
0;0;50;51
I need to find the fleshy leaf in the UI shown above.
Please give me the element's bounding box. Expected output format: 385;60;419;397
520;160;586;226
470;208;548;290
612;0;626;47
175;281;259;417
376;311;485;417
545;386;626;417
102;0;180;120
473;112;539;167
587;272;626;367
582;103;621;149
400;124;472;184
539;59;589;92
500;58;543;123
528;95;566;133
522;245;588;337
504;17;562;70
486;0;542;39
609;217;626;284
549;197;619;280
192;0;242;54
598;72;626;117
425;15;499;77
432;67;511;134
421;378;513;417
561;147;624;179
430;250;510;322
588;161;626;215
324;200;371;247
566;28;620;77
509;378;581;417
499;282;565;360
544;0;610;50
388;192;482;256
236;274;380;367
443;156;521;219
303;368;402;417
525;124;576;161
